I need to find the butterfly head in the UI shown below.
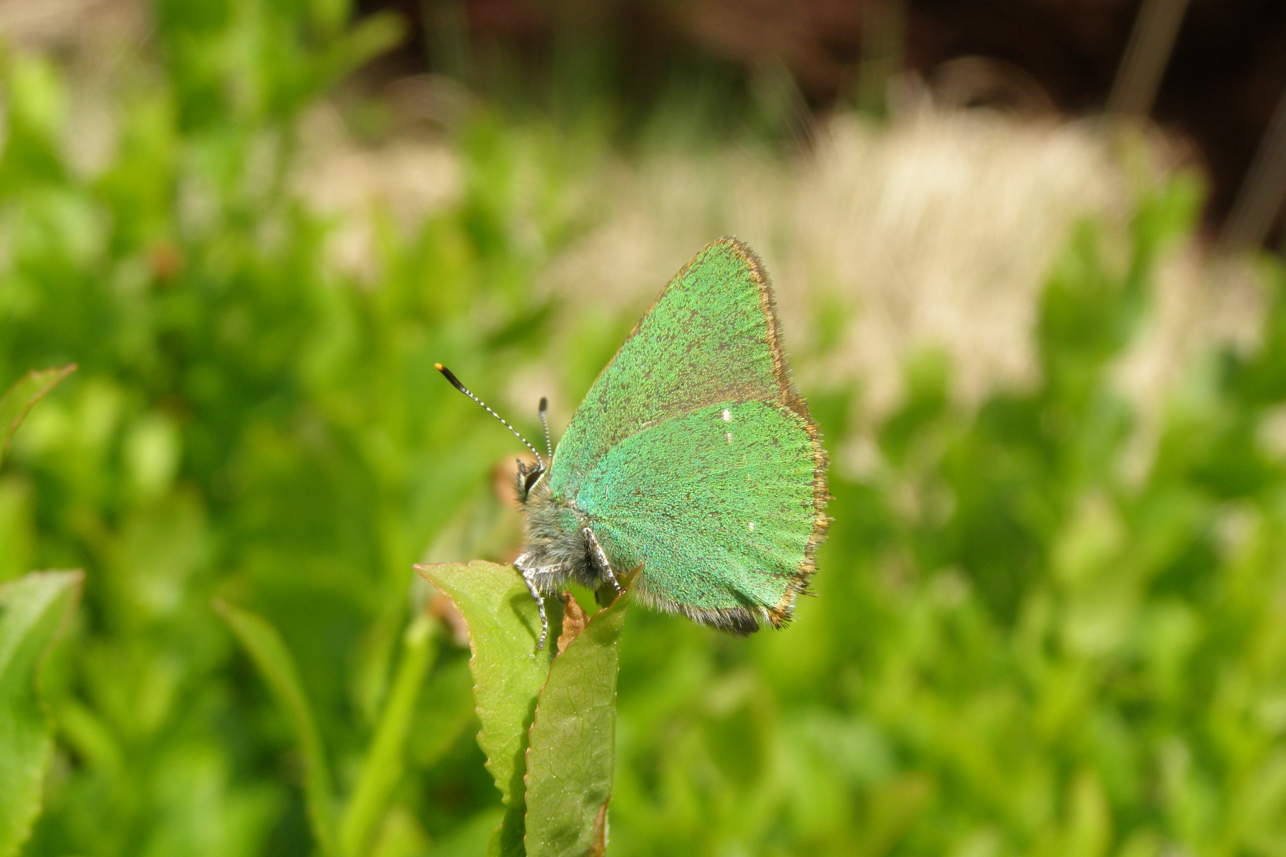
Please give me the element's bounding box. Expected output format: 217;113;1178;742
515;457;547;503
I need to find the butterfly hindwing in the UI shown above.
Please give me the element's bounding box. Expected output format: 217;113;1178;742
573;400;820;628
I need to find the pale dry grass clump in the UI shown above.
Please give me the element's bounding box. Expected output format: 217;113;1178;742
541;101;1261;451
293;80;1265;475
14;0;1263;475
545;102;1130;413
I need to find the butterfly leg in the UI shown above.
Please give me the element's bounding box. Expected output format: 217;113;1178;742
515;553;550;652
583;527;624;596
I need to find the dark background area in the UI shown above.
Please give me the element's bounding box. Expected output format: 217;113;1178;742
360;0;1286;241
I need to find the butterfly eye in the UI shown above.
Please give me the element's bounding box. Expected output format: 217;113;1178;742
514;459;545;502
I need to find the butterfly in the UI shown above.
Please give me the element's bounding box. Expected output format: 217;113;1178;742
439;237;829;649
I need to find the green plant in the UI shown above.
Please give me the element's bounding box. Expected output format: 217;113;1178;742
0;365;80;857
419;562;630;857
5;1;1286;853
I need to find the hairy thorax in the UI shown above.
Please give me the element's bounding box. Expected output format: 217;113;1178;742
518;477;597;592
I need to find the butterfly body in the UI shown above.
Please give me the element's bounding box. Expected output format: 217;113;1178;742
513;238;828;646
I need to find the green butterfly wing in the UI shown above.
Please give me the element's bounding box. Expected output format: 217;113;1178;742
547;238;828;627
576;401;820;624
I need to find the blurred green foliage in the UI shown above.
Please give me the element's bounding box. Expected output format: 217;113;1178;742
0;570;81;857
4;2;1286;856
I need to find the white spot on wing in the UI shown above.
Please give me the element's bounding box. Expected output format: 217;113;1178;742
721;408;732;422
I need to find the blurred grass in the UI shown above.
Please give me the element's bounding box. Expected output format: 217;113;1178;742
4;1;1286;856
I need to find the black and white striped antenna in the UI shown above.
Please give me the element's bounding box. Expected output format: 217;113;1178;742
538;397;553;462
435;364;545;471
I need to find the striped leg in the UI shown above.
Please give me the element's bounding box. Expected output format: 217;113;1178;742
583;527;624;596
515;553;550;652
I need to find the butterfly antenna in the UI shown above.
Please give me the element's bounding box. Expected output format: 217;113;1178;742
538;397;553;462
435;364;545;470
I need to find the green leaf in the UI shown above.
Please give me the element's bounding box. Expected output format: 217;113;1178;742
0;364;75;468
339;614;438;857
415;561;551;857
523;579;632;857
214;600;340;857
0;570;82;857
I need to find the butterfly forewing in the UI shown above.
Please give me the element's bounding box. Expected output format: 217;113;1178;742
549;239;789;497
545;238;828;629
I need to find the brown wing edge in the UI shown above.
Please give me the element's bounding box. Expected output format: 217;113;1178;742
716;237;832;629
591;237;831;634
632;236;833;630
